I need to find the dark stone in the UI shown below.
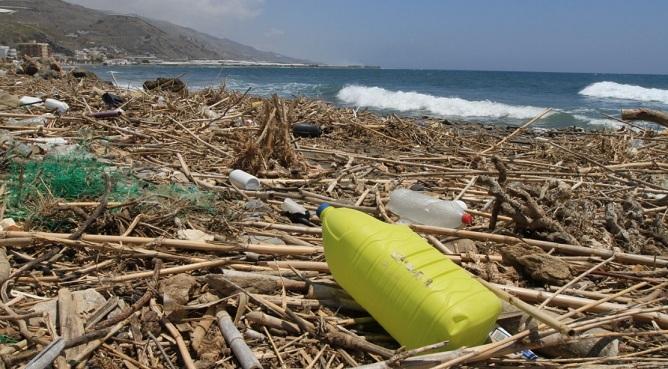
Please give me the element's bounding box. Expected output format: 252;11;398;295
143;77;186;93
40;69;60;80
22;61;40;76
292;122;322;138
70;68;98;79
409;183;428;191
500;243;572;285
102;92;125;108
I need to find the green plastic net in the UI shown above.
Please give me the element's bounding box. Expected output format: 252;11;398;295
4;150;216;221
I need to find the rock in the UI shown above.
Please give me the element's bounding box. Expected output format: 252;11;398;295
244;199;269;212
140;309;161;337
70;68;98;80
500;304;619;358
0;218;20;231
40;68;60;80
20;57;40;76
30;288;106;328
444;238;478;254
409;182;428;191
102;92;125;108
500;243;572;284
243;234;285;245
143;78;186;93
177;229;214;242
0;91;19;110
160;274;197;320
292;122;322;138
0;248;10;285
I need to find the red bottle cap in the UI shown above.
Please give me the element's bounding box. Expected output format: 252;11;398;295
461;213;473;225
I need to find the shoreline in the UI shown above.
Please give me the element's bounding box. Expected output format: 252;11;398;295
77;65;636;132
78;60;381;69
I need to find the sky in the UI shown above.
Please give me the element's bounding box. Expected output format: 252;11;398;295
64;0;668;74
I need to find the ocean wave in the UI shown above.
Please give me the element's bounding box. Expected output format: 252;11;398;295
579;81;668;104
336;85;547;119
572;114;623;129
225;80;322;96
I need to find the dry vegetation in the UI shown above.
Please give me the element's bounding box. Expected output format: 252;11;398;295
0;65;667;369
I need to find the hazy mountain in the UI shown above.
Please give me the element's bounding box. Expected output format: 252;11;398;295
0;0;308;63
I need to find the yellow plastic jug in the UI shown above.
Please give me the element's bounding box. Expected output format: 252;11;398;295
318;204;501;349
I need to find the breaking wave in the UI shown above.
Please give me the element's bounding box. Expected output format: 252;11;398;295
336;85;546;119
225;80;323;97
579;81;668;104
572;114;623;129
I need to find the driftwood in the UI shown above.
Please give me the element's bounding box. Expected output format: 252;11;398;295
621;108;668;128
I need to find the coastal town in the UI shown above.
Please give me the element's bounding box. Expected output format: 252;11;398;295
0;40;379;68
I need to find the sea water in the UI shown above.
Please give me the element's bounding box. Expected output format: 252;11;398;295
90;65;668;129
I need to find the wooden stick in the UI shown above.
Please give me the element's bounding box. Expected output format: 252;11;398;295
480;108;552;154
3;231;322;255
107;258;234;283
217;310;263;369
476;277;574;336
494;283;668;326
408;225;668;267
227;223;668;267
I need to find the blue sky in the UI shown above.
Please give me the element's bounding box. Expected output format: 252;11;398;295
67;0;668;74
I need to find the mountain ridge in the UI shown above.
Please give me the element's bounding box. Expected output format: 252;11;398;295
0;0;308;63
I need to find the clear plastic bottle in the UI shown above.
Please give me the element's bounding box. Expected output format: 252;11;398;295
281;198;307;215
387;188;473;228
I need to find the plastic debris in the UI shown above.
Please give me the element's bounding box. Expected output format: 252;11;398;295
177;229;214;242
292;122;322;138
319;204;501;349
44;98;69;113
229;169;261;190
387;188;473;228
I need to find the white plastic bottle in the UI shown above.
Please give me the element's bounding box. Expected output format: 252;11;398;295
387;188;473;228
229;169;261;190
44;98;69;113
19;96;43;106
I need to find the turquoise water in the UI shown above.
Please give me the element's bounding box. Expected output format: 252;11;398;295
90;65;668;129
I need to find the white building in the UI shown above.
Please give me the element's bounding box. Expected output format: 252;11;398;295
0;46;9;58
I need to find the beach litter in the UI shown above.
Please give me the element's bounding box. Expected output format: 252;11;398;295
0;62;666;368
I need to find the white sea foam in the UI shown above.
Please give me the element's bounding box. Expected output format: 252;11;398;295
579;81;668;104
572;114;623;129
226;80;322;96
336;85;546;119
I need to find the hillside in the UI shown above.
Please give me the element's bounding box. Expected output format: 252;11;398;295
0;0;308;63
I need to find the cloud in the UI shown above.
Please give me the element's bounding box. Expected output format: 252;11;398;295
65;0;264;22
264;28;285;38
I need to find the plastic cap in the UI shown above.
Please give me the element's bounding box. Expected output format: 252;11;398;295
316;203;331;217
461;213;473;225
